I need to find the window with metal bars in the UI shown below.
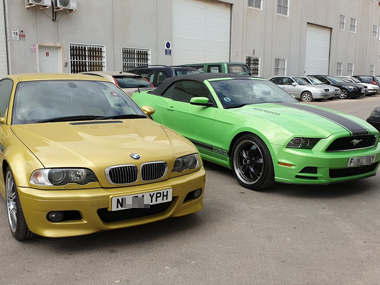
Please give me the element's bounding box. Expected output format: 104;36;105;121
69;44;106;73
122;48;151;71
274;58;286;76
248;0;262;9
246;56;260;76
277;0;289;16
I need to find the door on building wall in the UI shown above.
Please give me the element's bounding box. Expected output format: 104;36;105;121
172;0;231;65
39;46;61;73
304;24;331;75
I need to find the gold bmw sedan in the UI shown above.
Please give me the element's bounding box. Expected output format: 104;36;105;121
0;73;205;240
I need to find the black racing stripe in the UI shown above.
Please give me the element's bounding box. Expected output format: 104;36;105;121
186;138;214;152
280;102;370;135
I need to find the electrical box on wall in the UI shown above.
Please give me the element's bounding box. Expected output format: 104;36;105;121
25;0;51;8
54;0;77;11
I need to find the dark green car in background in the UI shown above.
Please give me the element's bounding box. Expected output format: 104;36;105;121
132;74;380;190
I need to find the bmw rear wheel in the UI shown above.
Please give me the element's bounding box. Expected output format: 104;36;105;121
340;89;348;99
300;91;313;102
231;134;275;191
5;167;35;241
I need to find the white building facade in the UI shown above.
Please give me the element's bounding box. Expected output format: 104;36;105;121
1;0;379;78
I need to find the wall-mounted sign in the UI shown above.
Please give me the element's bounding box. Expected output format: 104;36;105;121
19;30;26;41
31;45;36;52
165;41;171;56
12;30;19;40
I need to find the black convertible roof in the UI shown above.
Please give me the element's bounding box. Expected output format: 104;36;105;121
150;73;256;95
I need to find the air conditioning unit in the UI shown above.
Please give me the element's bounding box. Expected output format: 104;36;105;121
25;0;51;8
55;0;77;10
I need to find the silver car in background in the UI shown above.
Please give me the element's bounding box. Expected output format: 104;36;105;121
300;76;341;99
269;76;334;102
338;76;379;95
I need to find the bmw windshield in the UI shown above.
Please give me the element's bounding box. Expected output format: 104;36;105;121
12;80;146;124
209;79;297;109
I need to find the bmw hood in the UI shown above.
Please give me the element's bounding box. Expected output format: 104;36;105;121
12;119;196;168
234;102;375;137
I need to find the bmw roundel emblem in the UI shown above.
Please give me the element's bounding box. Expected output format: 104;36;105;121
130;153;140;160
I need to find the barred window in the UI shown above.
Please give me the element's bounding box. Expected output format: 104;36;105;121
339;15;345;30
277;0;289;16
246;56;260;76
370;65;375;76
347;63;354;76
350;18;357;33
336;62;343;76
274;58;286;76
122;48;151;71
248;0;262;9
373;25;378;38
69;43;106;74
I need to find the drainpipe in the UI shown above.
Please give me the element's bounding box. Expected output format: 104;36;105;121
2;0;10;75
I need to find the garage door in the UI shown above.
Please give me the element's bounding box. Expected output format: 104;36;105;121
304;24;331;75
172;0;231;65
0;0;8;77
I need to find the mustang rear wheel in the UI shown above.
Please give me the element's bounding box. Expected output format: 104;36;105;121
231;134;275;191
5;167;35;241
300;91;313;102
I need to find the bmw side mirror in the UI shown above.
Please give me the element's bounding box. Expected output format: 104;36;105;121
141;106;155;116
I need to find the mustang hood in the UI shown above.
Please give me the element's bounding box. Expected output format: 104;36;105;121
12;119;195;168
234;102;374;137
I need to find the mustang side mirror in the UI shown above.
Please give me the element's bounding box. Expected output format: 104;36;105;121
190;97;212;106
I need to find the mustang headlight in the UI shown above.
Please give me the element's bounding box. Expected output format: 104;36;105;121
30;168;98;186
287;138;320;149
173;154;200;172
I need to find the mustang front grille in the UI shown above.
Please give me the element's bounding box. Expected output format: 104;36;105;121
97;201;173;223
105;161;168;184
326;135;377;152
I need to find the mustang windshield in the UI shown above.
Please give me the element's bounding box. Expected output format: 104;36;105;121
209;79;297;109
12;80;146;124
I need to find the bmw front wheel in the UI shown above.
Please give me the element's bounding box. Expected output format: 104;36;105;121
6;167;35;241
231;134;275;191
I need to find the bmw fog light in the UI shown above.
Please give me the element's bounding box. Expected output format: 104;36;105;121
47;211;65;223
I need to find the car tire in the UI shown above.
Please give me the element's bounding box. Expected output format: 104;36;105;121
340;89;348;99
300;91;313;102
231;134;275;191
5;167;36;241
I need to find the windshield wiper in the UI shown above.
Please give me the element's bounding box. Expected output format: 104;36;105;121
36;115;100;123
95;114;147;120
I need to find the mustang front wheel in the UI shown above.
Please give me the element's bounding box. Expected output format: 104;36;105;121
6;167;35;241
232;134;275;191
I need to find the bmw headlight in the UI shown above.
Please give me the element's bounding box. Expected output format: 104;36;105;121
346;86;355;90
287;138;320;149
370;107;380;117
173;154;200;172
30;168;98;186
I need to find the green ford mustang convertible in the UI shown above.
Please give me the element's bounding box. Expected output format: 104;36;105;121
132;73;380;190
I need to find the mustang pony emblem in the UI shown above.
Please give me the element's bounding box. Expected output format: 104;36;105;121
351;139;363;146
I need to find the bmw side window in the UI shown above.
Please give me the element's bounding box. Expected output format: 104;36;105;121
0;79;13;118
157;71;169;85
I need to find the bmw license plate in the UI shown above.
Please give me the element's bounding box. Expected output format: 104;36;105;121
111;189;172;211
347;155;376;167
